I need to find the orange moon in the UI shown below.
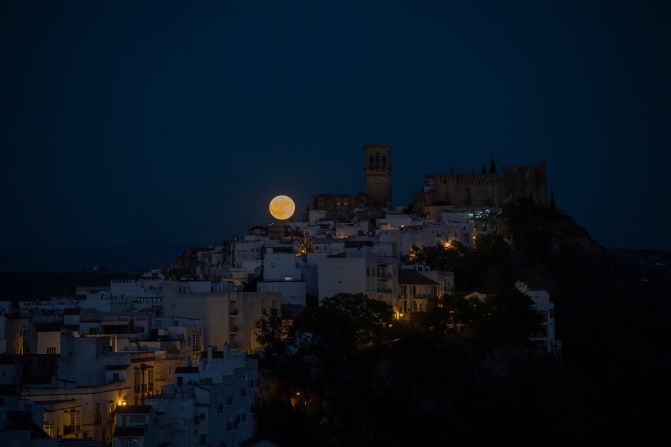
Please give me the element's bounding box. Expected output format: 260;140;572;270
269;195;296;220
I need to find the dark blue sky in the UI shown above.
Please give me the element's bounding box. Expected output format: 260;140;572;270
2;0;670;252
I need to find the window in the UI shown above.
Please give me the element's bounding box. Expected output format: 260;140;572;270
46;347;56;354
148;369;154;391
200;435;207;444
191;332;201;352
177;377;183;386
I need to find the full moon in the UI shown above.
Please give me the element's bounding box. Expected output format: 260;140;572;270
268;195;296;220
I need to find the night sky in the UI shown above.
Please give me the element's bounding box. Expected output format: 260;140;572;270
2;0;670;256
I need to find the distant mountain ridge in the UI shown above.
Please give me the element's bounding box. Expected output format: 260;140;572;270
0;240;187;273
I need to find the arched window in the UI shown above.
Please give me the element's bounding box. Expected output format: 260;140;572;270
375;152;380;167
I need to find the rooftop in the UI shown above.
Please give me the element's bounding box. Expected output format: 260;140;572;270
398;269;439;286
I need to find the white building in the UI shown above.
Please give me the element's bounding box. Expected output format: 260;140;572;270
233;236;265;264
113;405;151;447
317;256;398;307
141;347;258;447
516;282;560;353
162;282;281;352
257;281;306;307
401;265;454;299
334;221;368;239
262;253;301;282
376;212;415;230
318;257;367;301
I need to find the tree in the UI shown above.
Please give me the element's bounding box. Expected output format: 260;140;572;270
489;157;497;175
478;289;543;344
256;294;396;445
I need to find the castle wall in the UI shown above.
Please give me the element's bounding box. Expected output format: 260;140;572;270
501;161;547;205
414;161;547;211
430;173;502;207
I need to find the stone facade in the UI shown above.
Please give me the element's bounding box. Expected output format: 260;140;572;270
413;161;547;211
312;193;369;221
364;144;392;208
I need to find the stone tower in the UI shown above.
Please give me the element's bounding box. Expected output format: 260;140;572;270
364;144;392;208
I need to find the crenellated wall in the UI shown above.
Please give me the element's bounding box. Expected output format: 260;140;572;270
413;161;547;211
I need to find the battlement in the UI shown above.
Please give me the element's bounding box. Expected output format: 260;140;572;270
414;161;547;212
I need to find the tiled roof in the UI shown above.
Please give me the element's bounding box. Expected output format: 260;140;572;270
398;269;439;286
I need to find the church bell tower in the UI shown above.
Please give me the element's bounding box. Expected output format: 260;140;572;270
364;144;392;208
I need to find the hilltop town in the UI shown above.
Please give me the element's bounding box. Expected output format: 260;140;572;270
0;145;576;446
